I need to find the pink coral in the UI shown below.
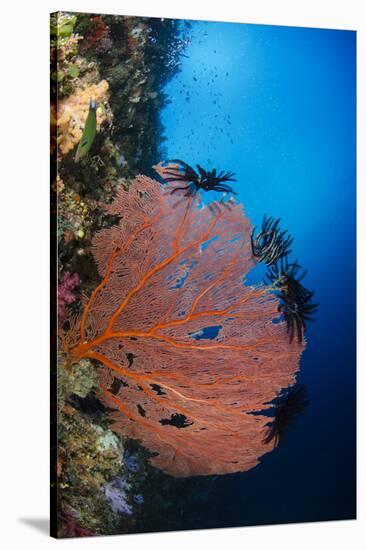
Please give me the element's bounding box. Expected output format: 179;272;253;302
58;272;80;320
65;169;304;477
59;506;96;538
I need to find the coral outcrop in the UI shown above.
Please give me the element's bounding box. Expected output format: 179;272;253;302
55;80;110;157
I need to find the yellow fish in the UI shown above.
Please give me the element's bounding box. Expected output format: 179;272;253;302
75;98;97;162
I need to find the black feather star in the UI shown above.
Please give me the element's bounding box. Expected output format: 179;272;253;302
161;159;237;196
263;383;309;447
251;214;293;266
265;257;318;344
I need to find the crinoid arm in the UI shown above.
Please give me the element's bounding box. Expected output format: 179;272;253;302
251;215;293;265
196;164;209;180
279;296;304;343
264;257;300;289
216;170;237;183
155;159;200;195
155;160;237;197
286;301;316;343
197;164;237;194
263;383;309;446
168;159;199;182
170;158;197;174
264;256;318;343
211;183;237;194
170;183;197;196
279;283;318;344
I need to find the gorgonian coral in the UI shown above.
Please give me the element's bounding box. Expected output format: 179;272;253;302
63;164;305;477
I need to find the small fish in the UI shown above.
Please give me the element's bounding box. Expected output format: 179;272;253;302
75;98;97;162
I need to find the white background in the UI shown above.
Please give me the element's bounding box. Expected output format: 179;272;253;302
0;0;364;548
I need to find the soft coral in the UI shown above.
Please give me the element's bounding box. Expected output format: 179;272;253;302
58;271;80;320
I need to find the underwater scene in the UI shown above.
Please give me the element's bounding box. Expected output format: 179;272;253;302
51;12;356;538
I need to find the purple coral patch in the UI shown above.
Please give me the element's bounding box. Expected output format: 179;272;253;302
58;271;80;320
103;476;133;515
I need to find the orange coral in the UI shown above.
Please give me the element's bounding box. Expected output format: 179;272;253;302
65;167;304;477
54;80;110;157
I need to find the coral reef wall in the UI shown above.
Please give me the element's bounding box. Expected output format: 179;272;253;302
51;12;189;538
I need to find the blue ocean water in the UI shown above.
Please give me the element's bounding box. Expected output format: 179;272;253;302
161;20;356;525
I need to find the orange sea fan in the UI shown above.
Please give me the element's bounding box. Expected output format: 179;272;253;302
66;165;304;477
